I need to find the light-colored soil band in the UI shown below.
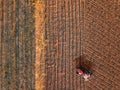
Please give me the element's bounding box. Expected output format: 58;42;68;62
35;0;45;90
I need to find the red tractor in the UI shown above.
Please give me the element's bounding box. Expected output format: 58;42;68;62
76;66;92;81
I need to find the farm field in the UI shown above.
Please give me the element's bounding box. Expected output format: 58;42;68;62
45;0;120;90
0;0;120;90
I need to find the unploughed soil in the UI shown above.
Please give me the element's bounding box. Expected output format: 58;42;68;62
0;0;36;90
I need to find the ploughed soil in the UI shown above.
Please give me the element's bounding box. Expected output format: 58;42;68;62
45;0;120;90
0;0;120;90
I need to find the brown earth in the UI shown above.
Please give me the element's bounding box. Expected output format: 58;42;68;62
0;0;36;90
0;0;46;90
45;0;120;90
0;0;120;90
35;1;45;90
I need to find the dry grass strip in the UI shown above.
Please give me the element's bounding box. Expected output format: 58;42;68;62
35;0;45;90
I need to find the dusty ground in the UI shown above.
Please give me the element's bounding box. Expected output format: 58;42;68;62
0;0;120;90
35;0;45;90
45;0;120;90
0;0;45;90
0;0;36;90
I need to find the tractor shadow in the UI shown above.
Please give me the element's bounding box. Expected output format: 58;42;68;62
74;54;94;71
